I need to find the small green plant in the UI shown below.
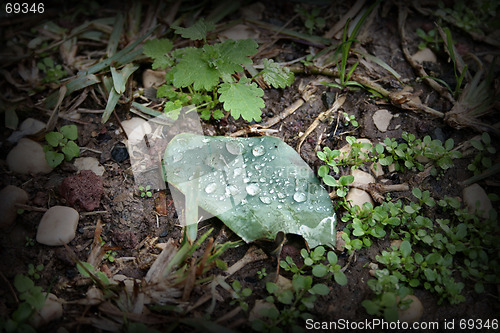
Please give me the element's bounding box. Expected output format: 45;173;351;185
27;264;44;280
1;274;46;333
44;124;80;168
37;57;66;84
252;274;329;333
229;280;252;311
257;268;268;280
25;236;35;247
143;18;294;122
103;250;117;263
294;5;326;35
416;27;441;50
342;112;359;127
139;185;153;198
468;132;496;175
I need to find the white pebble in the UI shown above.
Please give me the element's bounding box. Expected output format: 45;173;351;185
346;188;373;208
36;206;79;246
463;184;493;219
74;157;105;176
0;185;29;228
30;293;64;328
351;169;375;186
372;109;393;132
121;117;152;144
398;295;424;322
7;138;53;174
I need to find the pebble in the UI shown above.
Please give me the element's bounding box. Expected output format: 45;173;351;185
7;118;46;143
36;206;79;246
249;300;278;321
372;109;393;132
121;117;152;144
338;138;372;161
398;295;424;322
411;48;437;63
462;184;493;219
346;188;373;208
30;293;64;328
73;157;105;176
0;185;29;228
351;169;375;186
111;144;129;163
370;162;384;178
142;69;165;88
7;138;53;174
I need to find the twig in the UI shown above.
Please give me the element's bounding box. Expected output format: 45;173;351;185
329;182;409;203
14;203;47;212
0;271;19;304
341;250;356;272
324;0;366;39
397;5;454;103
297;95;346;153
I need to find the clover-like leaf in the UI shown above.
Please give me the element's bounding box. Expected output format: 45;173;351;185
173;18;215;41
143;39;174;69
164;133;336;248
218;78;264;122
261;59;295;88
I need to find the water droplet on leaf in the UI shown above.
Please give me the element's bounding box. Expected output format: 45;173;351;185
293;192;306;202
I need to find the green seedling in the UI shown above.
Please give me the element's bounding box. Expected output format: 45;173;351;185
103;250;117;263
416;27;441;51
1;274;47;333
229;280;252;311
37;57;66;84
27;264;44;280
25;236;34;247
44;124;80;168
139;185;152;198
294;5;326;35
143;19;294;122
468;132;496;175
257;268;268;280
342;112;359;127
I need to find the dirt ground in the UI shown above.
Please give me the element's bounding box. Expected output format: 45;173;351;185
0;1;499;332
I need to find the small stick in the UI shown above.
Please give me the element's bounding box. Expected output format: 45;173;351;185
14;204;47;212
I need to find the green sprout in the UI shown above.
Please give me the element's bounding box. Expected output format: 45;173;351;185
139;185;152;198
43;124;80;168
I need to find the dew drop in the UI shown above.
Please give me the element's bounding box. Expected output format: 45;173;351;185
173;153;183;162
252;145;265;156
226;184;239;196
246;183;260;196
293;192;306;203
205;183;217;194
233;167;243;177
226;141;243;155
259;196;271;204
277;192;286;199
259;177;266;183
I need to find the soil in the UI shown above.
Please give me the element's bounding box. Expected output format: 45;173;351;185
0;1;499;332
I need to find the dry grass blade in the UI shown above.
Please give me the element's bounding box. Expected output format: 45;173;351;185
297;95;346;153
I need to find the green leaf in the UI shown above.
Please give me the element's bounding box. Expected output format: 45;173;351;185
14;275;34;293
260;59;294;88
399;240;411;258
164;133;337;248
218;78;264;122
361;299;379;315
45;150;64;168
412;187;422;199
60;125;78;140
173;18;215;41
143;39;174;69
333;270;347;286
45;131;64;147
62;140;80;161
102;88;121;124
171;47;220;90
311;283;330;295
312;265;328;278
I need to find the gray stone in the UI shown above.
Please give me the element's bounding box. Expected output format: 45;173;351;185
7;138;52;174
0;185;29;228
36;206;79;246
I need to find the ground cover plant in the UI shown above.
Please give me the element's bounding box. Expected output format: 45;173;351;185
0;1;499;332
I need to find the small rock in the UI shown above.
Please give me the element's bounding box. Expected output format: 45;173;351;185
7;138;53;174
60;170;103;211
36;206;79;246
338;138;372;161
73;157;105;176
390;239;402;249
121;117;152;144
411;48;437;63
111;144;129;163
346;188;373;208
7;118;46;143
351;169;375;186
31;293;64;328
0;185;29;228
372;109;393;132
142;69;165;88
398;295;424;322
463;184;493;218
249;299;278;321
275;275;293;292
370;162;384;178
